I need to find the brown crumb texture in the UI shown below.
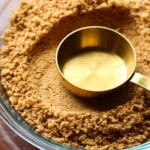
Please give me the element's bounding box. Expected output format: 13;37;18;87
0;0;150;150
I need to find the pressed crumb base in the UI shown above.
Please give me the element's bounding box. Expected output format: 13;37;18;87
0;0;150;149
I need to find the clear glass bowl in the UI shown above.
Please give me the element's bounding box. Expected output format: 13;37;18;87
0;80;150;150
0;1;149;150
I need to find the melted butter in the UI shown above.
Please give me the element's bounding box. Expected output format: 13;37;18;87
63;51;127;91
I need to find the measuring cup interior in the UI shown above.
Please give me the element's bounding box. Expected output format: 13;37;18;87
57;27;136;92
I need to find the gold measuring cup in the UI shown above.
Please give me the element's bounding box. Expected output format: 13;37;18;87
56;26;150;97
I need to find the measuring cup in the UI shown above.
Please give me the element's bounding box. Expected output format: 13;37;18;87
56;26;150;97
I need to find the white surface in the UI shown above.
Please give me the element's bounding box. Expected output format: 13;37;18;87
0;0;19;35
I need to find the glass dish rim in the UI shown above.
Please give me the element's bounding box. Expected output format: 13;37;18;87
0;95;150;150
0;95;79;150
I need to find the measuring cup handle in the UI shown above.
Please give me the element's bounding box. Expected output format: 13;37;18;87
130;72;150;91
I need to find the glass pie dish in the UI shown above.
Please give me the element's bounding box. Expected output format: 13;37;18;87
0;1;150;150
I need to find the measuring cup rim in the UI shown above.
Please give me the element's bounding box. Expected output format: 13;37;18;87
56;26;137;94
